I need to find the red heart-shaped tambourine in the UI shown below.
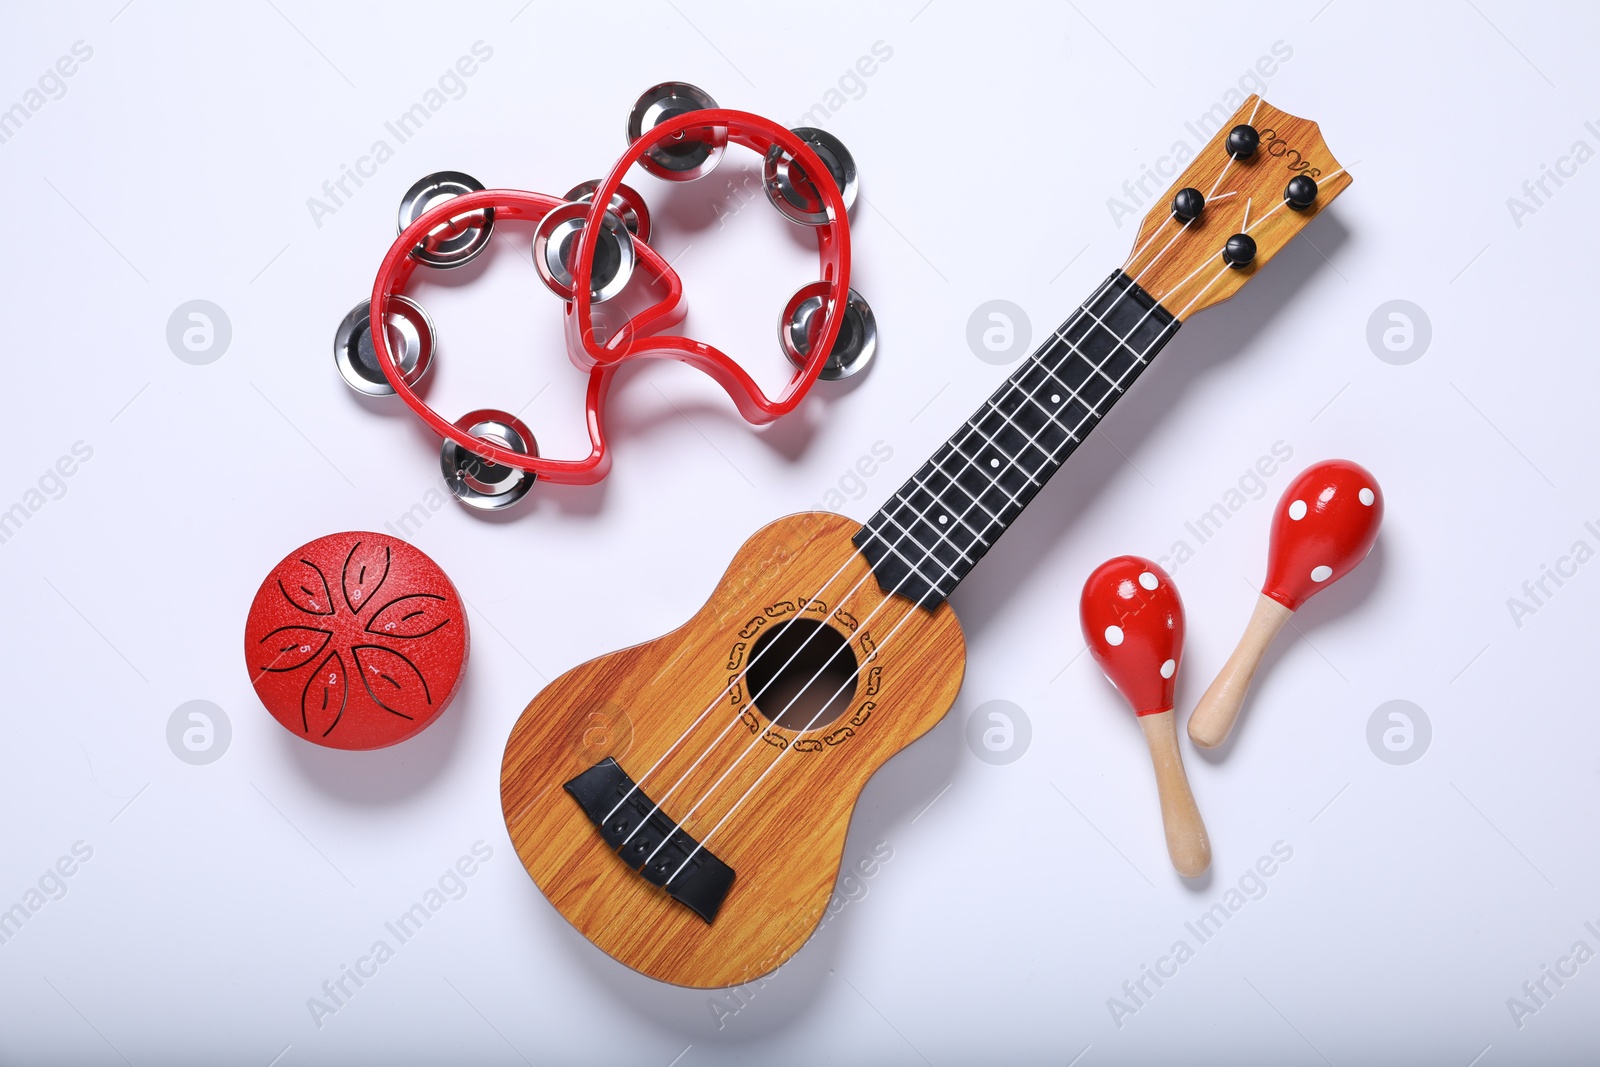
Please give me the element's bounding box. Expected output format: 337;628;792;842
366;110;851;485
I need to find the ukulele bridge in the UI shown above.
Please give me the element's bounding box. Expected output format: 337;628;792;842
564;757;736;923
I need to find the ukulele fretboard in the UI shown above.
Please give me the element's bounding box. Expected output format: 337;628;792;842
854;271;1179;607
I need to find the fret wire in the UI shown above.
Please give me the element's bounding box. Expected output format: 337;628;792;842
1046;315;1115;387
926;447;1020;524
1026;310;1176;472
884;492;983;562
981;393;1060;457
1043;341;1128;418
1049;323;1146;393
898;479;992;545
985;399;1069;468
949;429;1050;506
924;447;1017;530
913;458;1005;529
865;447;1013;577
1036;333;1114;404
873;499;977;571
1034;361;1100;423
866;274;1178;599
959;417;1044;488
860;518;964;588
1011;385;1082;432
1011;312;1147;470
1078;303;1156;374
942;434;1032;510
933;297;1143;522
890;492;986;560
955;309;1175;521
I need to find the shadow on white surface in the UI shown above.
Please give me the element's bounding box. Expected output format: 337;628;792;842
276;652;477;803
952;209;1354;642
1192;534;1387;767
505;697;966;1044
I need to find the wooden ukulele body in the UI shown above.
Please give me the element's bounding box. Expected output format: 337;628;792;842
500;512;965;988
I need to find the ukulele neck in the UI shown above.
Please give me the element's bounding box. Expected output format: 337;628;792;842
853;270;1180;607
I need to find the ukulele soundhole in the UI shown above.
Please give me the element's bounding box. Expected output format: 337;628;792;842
745;619;859;732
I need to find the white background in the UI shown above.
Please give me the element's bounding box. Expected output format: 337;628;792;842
2;1;1597;1064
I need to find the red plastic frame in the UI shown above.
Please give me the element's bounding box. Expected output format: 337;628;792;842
367;109;852;485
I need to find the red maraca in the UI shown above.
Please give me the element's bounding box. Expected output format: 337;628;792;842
1081;556;1210;877
1188;459;1384;748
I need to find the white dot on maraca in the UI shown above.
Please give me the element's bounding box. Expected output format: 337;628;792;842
1160;659;1175;679
1288;499;1307;521
1311;565;1333;582
1359;487;1375;506
1138;571;1158;590
1104;625;1124;646
937;515;948;524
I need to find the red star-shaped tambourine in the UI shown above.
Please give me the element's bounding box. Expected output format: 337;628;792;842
243;532;469;749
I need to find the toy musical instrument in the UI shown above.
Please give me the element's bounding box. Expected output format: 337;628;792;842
500;96;1350;986
1081;557;1209;877
336;83;872;507
243;532;469;749
1188;459;1383;748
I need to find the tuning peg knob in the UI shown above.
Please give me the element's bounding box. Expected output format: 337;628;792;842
1222;233;1257;269
1226;124;1260;159
1171;187;1205;222
1284;174;1318;209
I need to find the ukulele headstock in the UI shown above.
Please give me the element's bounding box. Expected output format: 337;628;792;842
1124;96;1351;320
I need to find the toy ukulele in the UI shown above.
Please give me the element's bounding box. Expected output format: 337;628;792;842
501;96;1350;987
1188;459;1383;748
1081;558;1210;877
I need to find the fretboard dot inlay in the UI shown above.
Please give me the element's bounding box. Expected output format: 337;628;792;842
851;271;1179;608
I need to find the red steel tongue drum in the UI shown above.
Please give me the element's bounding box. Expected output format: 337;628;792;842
499;95;1351;987
1188;459;1384;748
1081;557;1210;877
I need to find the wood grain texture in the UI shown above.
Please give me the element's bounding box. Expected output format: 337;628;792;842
1187;594;1293;749
1138;709;1210;878
500;512;965;988
1126;95;1352;320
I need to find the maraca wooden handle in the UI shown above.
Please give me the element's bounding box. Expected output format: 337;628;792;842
1138;709;1211;878
1187;594;1293;749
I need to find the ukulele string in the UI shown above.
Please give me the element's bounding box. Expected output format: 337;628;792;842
633;186;1236;864
1114;95;1258;281
611;265;1127;838
662;254;1245;883
1139;163;1345;317
625;145;1298;863
598;535;872;826
664;126;1344;878
620;271;1126;857
616;163;1219;826
622;263;1150;852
